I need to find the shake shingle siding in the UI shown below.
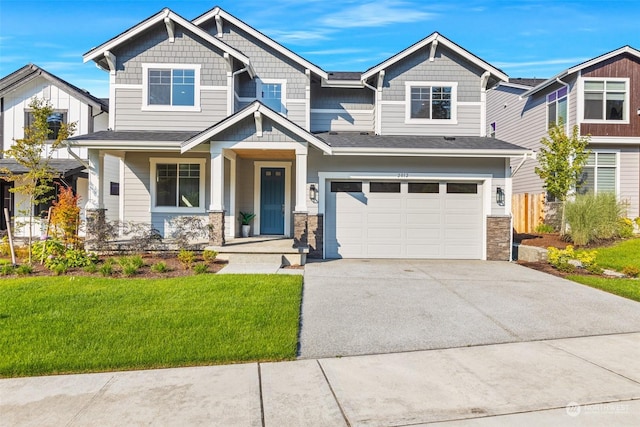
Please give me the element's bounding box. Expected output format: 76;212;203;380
215;116;305;143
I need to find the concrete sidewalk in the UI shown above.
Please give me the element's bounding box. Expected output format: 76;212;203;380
3;333;640;426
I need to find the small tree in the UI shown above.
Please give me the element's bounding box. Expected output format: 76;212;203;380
0;98;76;263
534;122;590;234
50;186;81;248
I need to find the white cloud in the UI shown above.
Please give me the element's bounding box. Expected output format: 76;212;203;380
321;1;436;28
266;29;332;44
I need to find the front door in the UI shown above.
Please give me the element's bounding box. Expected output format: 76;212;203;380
0;182;13;231
260;168;285;235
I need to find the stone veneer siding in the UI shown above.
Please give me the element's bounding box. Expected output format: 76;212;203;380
307;214;323;259
486;215;512;261
293;212;308;248
208;211;225;246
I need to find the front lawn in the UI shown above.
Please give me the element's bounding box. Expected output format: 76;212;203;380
567;275;640;303
0;274;303;377
590;238;640;272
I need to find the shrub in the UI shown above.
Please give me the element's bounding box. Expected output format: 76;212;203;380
194;262;208;274
83;263;98;274
121;263;138;277
534;223;555;234
51;263;68;276
119;255;144;269
622;265;640;278
0;236;10;256
547;246;576;273
575;250;602;274
99;259;114;277
202;249;218;263
177;249;195;270
0;263;15;276
635;217;640;228
565;193;626;245
618;218;634;238
151;261;169;273
15;264;34;276
50;186;81;247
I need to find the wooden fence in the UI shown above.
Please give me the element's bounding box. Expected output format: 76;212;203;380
511;193;545;234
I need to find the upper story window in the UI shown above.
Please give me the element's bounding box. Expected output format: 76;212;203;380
25;110;67;140
142;64;201;112
547;87;567;129
405;82;457;123
582;78;628;122
257;79;286;114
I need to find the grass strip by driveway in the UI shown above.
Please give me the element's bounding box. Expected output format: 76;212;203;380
0;274;302;378
591;238;640;271
567;275;640;303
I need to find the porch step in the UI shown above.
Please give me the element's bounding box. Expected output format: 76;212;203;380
227;253;283;264
206;237;307;266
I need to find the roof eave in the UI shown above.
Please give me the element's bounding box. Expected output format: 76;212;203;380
67;139;182;151
330;147;532;157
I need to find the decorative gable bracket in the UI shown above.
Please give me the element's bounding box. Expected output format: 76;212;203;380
254;110;263;137
164;16;175;43
429;36;439;62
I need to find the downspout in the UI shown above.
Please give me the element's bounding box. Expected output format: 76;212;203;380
64;140;89;169
510;152;536;177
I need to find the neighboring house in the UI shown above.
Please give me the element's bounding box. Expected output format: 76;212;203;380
487;46;640;221
69;6;531;260
0;64;119;235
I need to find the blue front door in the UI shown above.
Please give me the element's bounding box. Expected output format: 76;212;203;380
260;168;285;235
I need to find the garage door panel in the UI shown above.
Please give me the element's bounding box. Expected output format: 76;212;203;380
327;180;484;259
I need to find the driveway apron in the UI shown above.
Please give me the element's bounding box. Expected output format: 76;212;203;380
298;259;640;358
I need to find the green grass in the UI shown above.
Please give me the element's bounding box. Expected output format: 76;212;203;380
567;275;640;303
0;274;303;377
590;238;640;272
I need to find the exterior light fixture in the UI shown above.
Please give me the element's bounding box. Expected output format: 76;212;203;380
309;184;318;203
496;187;505;206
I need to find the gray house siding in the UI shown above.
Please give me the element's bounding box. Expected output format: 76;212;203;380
113;24;227;86
380;103;481;136
115;88;227;131
310;84;374;132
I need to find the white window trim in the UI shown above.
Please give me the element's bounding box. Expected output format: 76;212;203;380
141;63;202;112
581;150;620;195
578;77;630;124
149;157;206;213
257;78;287;114
405;81;458;124
545;87;569;131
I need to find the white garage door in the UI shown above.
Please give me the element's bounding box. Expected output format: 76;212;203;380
325;180;483;259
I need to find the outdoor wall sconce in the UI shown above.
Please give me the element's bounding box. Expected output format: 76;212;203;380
637;108;640;116
309;184;318;203
496;187;505;206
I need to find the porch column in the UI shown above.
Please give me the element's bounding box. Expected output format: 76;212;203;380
208;147;225;246
294;148;308;212
293;147;308;248
86;149;104;210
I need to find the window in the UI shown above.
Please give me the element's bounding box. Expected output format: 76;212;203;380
547;87;568;128
150;158;206;212
578;152;617;195
406;82;457;122
408;182;439;193
447;183;478;194
331;181;362;192
24;111;67;140
257;79;286;113
110;182;120;196
142;64;200;111
369;182;401;193
583;79;627;121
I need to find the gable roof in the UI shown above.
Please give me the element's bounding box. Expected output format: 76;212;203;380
521;45;640;97
192;7;328;79
0;64;108;112
181;101;331;154
361;32;508;82
83;8;252;72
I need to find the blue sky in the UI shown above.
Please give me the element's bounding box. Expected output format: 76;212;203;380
1;0;639;98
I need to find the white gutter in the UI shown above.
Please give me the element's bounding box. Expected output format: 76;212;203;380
331;147;533;158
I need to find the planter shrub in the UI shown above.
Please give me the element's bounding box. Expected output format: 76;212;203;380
565;193;626;245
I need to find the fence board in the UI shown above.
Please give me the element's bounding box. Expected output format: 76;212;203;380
512;193;545;233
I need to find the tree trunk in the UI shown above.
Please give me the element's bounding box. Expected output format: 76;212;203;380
560;200;567;236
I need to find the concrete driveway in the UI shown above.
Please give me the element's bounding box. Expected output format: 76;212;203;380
299;259;640;358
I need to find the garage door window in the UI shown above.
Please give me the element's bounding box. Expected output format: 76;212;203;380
370;182;401;193
408;182;439;193
447;183;477;194
331;181;362;192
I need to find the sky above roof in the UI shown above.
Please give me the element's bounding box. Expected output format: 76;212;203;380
1;0;638;98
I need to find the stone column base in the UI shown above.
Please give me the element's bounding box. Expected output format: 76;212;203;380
487;215;512;261
208;211;225;246
307;214;323;258
293;211;308;248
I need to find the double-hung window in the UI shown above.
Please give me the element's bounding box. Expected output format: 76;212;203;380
578;152;617;195
583;79;628;122
142;64;200;111
150;158;206;212
547;87;568;129
406;82;457;122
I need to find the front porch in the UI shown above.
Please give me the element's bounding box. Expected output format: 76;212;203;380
207;236;308;266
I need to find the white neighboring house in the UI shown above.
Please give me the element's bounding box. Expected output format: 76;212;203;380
0;64;120;237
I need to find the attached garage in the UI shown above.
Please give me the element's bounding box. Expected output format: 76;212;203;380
325;179;484;259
